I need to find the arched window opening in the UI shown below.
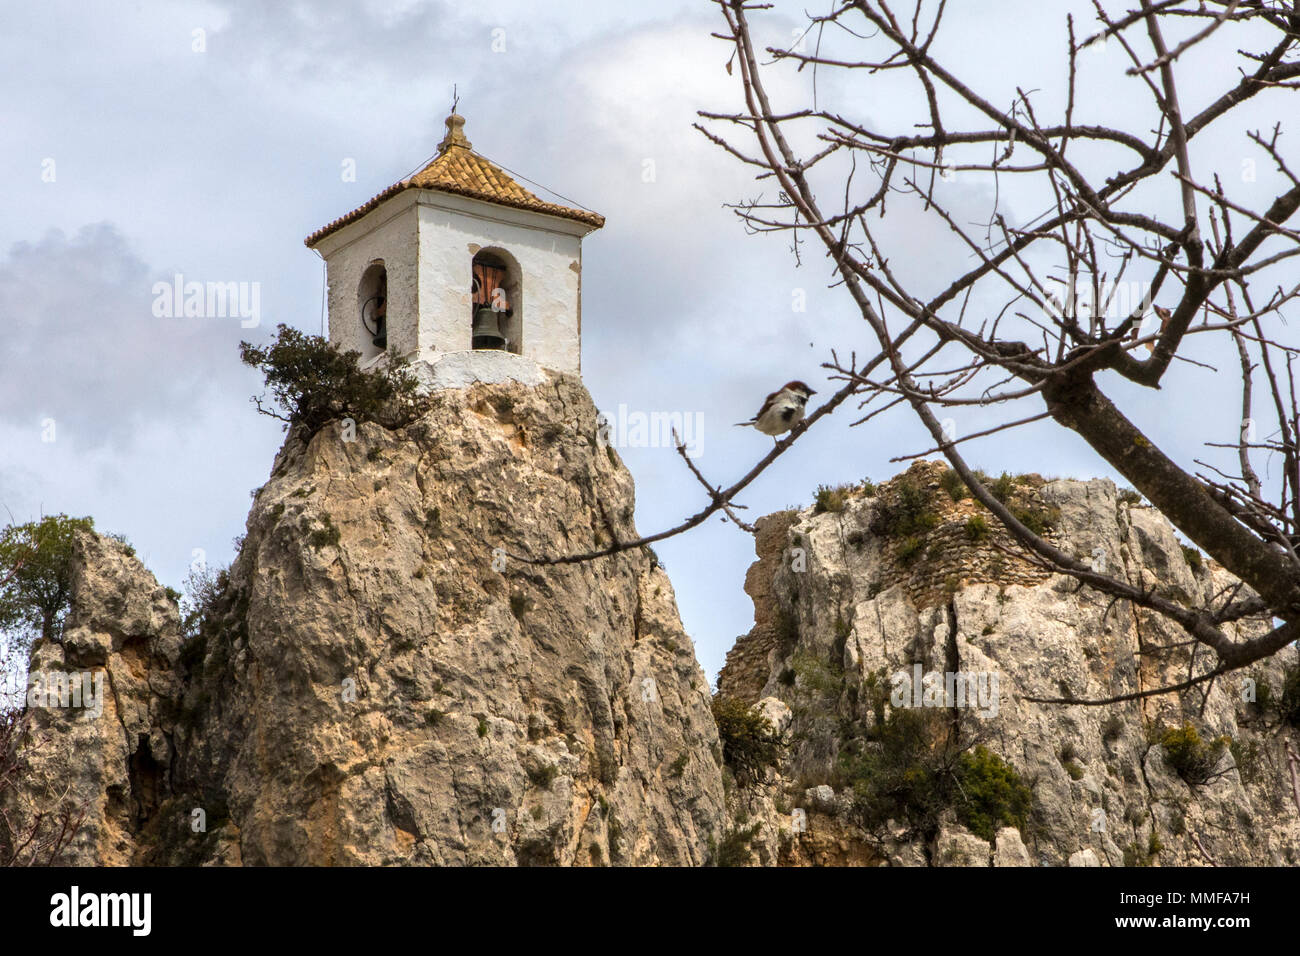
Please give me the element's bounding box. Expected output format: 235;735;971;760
470;250;521;354
358;262;387;359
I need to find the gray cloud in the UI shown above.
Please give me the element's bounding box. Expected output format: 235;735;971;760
0;224;263;450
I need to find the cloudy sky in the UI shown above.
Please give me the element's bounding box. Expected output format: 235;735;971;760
2;0;1294;681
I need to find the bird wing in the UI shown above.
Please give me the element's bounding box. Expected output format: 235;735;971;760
736;387;785;426
754;388;782;419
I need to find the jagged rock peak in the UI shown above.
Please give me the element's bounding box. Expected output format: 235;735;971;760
5;374;727;866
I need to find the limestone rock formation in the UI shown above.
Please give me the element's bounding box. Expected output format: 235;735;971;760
3;533;184;865
8;399;1300;868
4;374;726;866
718;460;1300;866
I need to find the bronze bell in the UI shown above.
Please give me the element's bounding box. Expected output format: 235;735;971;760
471;305;508;350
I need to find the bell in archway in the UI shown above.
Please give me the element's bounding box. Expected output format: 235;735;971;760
471;305;508;350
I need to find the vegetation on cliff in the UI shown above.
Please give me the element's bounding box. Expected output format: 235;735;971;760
239;324;424;436
0;515;96;649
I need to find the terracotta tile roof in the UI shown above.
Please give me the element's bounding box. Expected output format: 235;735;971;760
305;113;604;247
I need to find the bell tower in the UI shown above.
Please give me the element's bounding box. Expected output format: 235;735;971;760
305;112;604;384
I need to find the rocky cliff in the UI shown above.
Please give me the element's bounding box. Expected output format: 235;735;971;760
6;532;185;865
3;374;726;865
7;393;1300;867
717;460;1300;866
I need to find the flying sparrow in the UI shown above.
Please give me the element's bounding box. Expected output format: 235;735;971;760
735;380;817;441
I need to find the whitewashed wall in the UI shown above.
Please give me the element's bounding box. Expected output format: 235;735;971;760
316;193;420;361
415;192;585;375
316;189;591;377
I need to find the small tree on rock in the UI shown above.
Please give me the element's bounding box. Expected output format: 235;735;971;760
240;324;424;436
0;515;94;649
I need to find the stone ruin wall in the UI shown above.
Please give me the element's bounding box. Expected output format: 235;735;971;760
718;460;1058;702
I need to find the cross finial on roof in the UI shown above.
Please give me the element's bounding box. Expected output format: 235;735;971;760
438;112;471;153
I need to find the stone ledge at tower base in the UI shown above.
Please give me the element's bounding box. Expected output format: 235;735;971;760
399;349;550;391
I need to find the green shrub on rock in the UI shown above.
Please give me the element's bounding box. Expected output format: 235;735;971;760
839;672;1034;842
0;514;95;646
240;324;424;437
871;476;940;538
711;696;784;785
954;745;1033;840
1160;723;1229;785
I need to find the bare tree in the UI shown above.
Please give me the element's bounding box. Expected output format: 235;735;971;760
519;1;1300;703
0;642;85;866
693;0;1300;688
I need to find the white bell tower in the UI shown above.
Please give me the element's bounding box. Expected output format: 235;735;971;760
305;112;604;385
